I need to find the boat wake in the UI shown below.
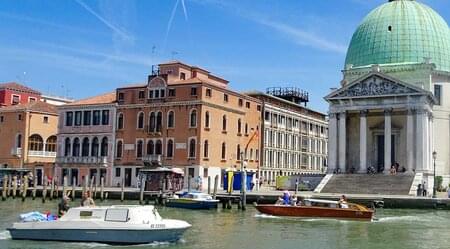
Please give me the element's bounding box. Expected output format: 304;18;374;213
69;241;175;248
375;216;425;223
254;214;281;219
0;230;11;240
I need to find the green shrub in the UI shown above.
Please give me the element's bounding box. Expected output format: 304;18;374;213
435;176;443;192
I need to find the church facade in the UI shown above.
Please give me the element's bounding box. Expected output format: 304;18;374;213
326;0;450;189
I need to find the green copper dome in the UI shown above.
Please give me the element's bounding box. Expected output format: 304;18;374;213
345;0;450;72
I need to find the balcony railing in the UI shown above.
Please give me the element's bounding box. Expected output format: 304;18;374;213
142;155;162;164
11;147;22;157
56;156;108;165
28;150;56;157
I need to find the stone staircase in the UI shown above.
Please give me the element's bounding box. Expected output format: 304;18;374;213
319;174;415;195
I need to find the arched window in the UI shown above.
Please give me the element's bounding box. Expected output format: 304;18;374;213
117;113;124;130
73;138;80;157
28;134;43;151
236;144;241;160
222;115;227;131
147;140;154;155
16;134;22;148
91;137;99;156
203;140;209;158
137;112;144;129
190;109;197;127
167;140;174;158
155;140;162;155
64;138;71;156
221;142;226;160
149;112;155;132
237;119;242;134
101;137;108;156
205;111;210;128
116;141;123;158
45;135;57;152
156;112;162;132
167;111;174;128
189;138;196;158
245;123;248;134
82;137;90;157
136;140;143;158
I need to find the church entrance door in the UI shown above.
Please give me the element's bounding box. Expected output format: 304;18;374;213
376;135;395;172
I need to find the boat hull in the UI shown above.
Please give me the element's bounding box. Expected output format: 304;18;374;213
7;227;189;245
255;205;373;221
166;199;218;209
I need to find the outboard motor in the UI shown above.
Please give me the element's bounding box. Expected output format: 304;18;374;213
373;200;384;209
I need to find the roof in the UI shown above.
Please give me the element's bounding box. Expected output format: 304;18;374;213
64;92;116;106
0;82;41;95
0;101;57;114
345;0;450;72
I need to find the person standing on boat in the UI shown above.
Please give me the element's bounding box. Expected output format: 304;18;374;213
58;195;70;217
81;192;95;207
339;195;349;208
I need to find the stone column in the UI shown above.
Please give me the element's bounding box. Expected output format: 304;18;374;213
406;109;414;173
327;113;338;173
338;112;346;173
429;114;434;172
359;110;368;173
384;109;392;174
415;109;430;172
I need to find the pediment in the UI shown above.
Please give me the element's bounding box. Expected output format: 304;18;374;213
148;76;167;88
326;72;430;100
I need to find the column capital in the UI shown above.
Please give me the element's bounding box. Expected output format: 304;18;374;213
406;108;415;115
360;109;369;117
416;108;429;115
384;108;393;115
329;112;338;119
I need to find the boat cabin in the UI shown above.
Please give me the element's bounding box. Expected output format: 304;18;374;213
59;205;162;223
177;192;213;200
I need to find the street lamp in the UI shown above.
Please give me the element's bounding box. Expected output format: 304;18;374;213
432;151;437;198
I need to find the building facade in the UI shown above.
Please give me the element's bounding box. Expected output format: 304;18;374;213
326;0;450;190
0;101;58;184
56;92;116;186
0;82;41;107
248;89;328;183
114;61;261;188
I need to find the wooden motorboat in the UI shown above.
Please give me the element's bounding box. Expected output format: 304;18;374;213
255;199;374;221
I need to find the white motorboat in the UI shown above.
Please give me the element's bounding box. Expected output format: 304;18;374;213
8;205;191;244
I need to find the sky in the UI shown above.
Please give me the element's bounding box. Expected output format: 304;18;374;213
0;0;449;112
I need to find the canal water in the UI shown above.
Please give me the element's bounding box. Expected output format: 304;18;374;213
0;199;448;249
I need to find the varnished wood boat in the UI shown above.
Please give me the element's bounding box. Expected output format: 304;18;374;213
255;199;374;221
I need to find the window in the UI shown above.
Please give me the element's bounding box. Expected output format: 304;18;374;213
64;138;71;156
29;97;36;102
156;112;162;132
434;84;442;105
83;111;91;126
43;116;49;123
168;89;176;97
18;114;22;121
138;90;145;99
105;208;129;222
115;168;121;177
0;116;3;122
149;112;155;132
180;72;186;80
203;140;209;158
206;88;212;97
118;92;124;101
16;134;22;148
246;102;250;108
102;110;109;125
101;137;108;157
167;140;174;158
28;134;43;151
238;99;243;107
221;142;226;160
205;111;210;128
223;94;228;102
167;111;175;128
117;113;124;129
190;109;197;127
222;115;227;131
188;168;195;178
147;140;154;155
189;138;196;158
237;119;242;134
137;112;144;129
149;90;154;99
12;95;20;105
136;140;143;158
116;141;123;158
236;145;241;160
155;140;162;155
257;105;261;111
91;137;99;157
160;89;165;98
74;111;82;126
155;90;159;98
45;136;56;152
93;110;101;125
191;87;197;96
72;138;80;156
66;112;73;126
245;123;248;135
82;138;90;157
203;168;208;178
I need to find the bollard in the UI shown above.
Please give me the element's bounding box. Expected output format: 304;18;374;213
22;175;28;202
32;175;37;200
42;176;48;203
71;177;76;200
187;176;192;193
241;170;247;211
62;176;67;198
49;178;54;200
89;177;94;199
12;176;17;199
295;178;299;196
55;178;59;198
227;199;232;209
83;176;88;197
2;175;7;201
120;177;125;202
139;177;144;205
105;192;108;200
100;177;104;201
213;175;218;200
207;176;211;194
8;175;12;197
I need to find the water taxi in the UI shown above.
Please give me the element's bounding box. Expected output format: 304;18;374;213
8;205;191;244
255;199;374;221
166;192;219;209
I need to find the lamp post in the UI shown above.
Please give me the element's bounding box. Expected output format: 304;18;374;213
432;151;437;198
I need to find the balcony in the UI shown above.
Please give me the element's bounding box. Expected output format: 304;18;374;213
56;156;108;165
11;147;22;157
28;150;56;157
142;155;162;164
